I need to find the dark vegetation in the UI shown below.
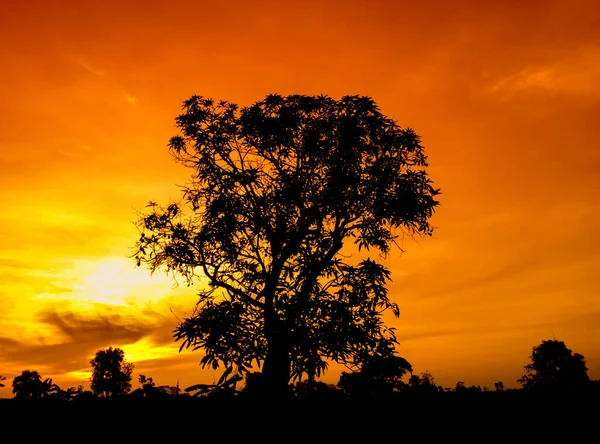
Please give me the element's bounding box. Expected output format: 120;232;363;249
1;340;598;436
2;340;598;404
1;95;597;430
133;93;439;397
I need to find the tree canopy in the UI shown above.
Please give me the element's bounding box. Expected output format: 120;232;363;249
338;354;413;396
134;93;439;394
11;370;57;399
90;347;134;397
518;339;590;391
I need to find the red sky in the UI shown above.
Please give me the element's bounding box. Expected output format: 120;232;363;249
1;0;599;396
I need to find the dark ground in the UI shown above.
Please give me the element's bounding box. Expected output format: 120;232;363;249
1;393;597;441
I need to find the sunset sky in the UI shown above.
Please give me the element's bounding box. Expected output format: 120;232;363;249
1;0;599;397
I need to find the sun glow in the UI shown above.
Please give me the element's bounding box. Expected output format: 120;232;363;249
72;257;173;306
121;338;180;363
65;370;92;382
34;256;184;310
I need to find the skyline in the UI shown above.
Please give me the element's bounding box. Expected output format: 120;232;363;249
1;0;599;396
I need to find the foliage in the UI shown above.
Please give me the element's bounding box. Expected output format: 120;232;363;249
11;370;59;399
407;371;440;394
240;372;265;397
131;374;173;399
48;386;79;401
454;381;484;394
139;374;155;390
292;379;339;399
184;367;243;398
518;339;590;391
73;385;96;401
134;93;439;391
0;375;5;388
90;347;134;397
160;384;184;397
409;370;436;386
337;354;412;396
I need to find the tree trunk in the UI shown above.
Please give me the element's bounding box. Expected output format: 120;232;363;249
262;320;292;398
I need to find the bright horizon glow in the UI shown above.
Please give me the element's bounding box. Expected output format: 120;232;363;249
58;257;178;307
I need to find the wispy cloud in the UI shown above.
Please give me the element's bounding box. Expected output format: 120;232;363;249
490;46;600;100
125;93;137;106
74;58;106;77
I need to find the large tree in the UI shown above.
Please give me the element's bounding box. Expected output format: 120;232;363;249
90;347;134;397
134;94;439;394
518;339;590;391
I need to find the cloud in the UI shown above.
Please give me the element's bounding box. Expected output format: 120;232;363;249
0;337;20;348
75;58;106;77
490;46;600;100
125;93;137;105
0;257;30;269
0;308;179;375
38;310;154;344
397;327;479;343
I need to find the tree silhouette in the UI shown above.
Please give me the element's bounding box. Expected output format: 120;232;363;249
455;381;466;391
131;374;175;399
338;354;412;397
134;94;439;395
54;386;78;401
454;381;484;395
138;374;156;392
407;371;440;395
11;370;58;399
518;339;590;392
90;347;134;397
0;375;5;388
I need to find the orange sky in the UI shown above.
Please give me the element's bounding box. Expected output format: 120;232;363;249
1;0;599;397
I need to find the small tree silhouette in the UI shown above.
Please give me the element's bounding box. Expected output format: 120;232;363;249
138;374;155;390
12;370;58;399
0;375;6;388
338;354;412;397
455;381;466;391
518;339;590;392
407;371;439;395
90;347;134;397
132;374;172;399
454;381;483;395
